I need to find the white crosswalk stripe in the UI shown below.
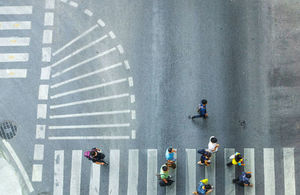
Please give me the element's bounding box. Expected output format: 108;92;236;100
48;147;297;194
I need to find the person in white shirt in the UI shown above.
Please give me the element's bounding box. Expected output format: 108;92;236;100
208;136;219;153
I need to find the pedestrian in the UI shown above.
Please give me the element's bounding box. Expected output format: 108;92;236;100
84;147;108;165
197;149;212;166
165;147;176;169
159;164;174;186
233;172;253;187
208;136;219;153
193;179;213;195
189;99;208;120
227;152;245;167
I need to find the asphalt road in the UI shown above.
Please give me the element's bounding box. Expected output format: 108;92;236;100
0;0;299;194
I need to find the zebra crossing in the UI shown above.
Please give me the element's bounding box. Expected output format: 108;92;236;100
0;5;33;78
48;147;297;195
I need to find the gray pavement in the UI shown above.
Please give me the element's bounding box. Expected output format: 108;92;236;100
0;0;299;194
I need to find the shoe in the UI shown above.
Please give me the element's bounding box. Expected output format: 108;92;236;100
188;115;192;119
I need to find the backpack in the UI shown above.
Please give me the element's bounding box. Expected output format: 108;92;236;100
84;151;92;160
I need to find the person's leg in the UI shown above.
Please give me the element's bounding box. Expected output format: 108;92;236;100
191;114;202;119
227;161;233;166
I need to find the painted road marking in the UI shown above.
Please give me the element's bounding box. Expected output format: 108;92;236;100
33;144;44;161
69;1;78;8
41;66;51;80
0;53;29;62
97;19;105;27
128;77;134;87
131;130;136;139
53;24;98;56
37;104;47;119
130;95;135;103
224;148;235;195
2;140;34;192
42;47;51;62
283;148;295;195
166;149;177;195
50;62;122;87
0;21;31;30
186;149;196;195
49;110;131;119
48;136;130;140
45;0;55;9
109;150;120;195
89;163;100;195
43;30;53;44
70;150;82;195
205;151;216;195
147;149;157;195
60;0;68;3
44;12;54;26
244;148;255;195
54;150;64;195
0;37;30;46
117;44;124;54
127;150;139;195
51;47;116;77
131;110;136;120
32;164;43;182
48;123;130;129
124;60;130;69
36;125;46;139
0;6;32;15
50;35;108;68
0;69;27;78
109;31;116;39
49;93;129;109
264;148;275;195
38;85;49;100
84;9;93;17
51;78;127;99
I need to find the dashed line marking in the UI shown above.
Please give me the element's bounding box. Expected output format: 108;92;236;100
131;110;136;120
128;77;134;87
49;136;130;140
0;6;33;15
69;1;79;8
60;0;68;3
0;37;30;46
44;12;54;26
32;164;43;182
117;44;124;54
45;0;55;9
50;78;127;99
109;31;116;39
130;95;135;103
38;85;49;100
33;144;44;161
53;24;98;56
49;93;129;109
49;110;131;119
124;60;130;69
40;66;51;80
42;47;52;62
51;47;116;76
43;30;53;44
0;21;31;30
0;53;29;62
0;69;27;78
49;123;130;129
50;34;108;68
50;62;122;88
131;130;136;139
36;125;46;139
97;19;105;27
84;9;93;16
37;104;47;119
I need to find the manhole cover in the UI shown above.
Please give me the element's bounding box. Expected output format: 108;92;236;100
0;121;17;140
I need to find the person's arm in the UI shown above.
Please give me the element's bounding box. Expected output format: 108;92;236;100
206;189;213;194
94;161;105;165
162;178;168;183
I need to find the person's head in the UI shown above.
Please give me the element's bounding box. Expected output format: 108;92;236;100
210;137;217;143
162;165;168;172
202;99;207;105
235;154;242;161
90;151;97;157
168;147;173;153
245;172;252;178
205;184;212;190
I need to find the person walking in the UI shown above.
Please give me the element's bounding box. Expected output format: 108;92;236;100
197;149;212;166
208;136;219;153
189;99;208;120
233;172;253;187
159;164;174;186
227;152;245;167
165;147;176;169
84;147;108;165
193;179;213;195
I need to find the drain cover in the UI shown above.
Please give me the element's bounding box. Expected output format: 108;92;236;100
0;121;17;140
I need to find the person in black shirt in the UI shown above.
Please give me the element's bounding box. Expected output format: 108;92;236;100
89;148;107;165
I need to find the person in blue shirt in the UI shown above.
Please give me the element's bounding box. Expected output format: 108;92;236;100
193;179;213;195
165;147;176;169
189;99;208;120
232;172;253;187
